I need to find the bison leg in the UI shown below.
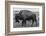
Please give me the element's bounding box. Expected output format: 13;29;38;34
24;20;26;27
22;20;24;26
15;17;19;23
31;20;34;27
22;20;26;27
35;18;37;27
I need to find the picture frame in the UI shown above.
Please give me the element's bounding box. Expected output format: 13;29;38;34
5;1;45;36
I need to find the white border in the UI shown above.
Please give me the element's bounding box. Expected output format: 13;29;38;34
10;5;42;32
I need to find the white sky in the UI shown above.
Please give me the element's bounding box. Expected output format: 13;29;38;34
13;5;39;12
13;8;39;12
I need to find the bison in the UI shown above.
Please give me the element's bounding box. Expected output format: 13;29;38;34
15;10;37;27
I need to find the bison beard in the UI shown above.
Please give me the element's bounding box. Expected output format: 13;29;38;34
15;10;37;27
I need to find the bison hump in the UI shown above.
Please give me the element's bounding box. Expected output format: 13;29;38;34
20;10;33;16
